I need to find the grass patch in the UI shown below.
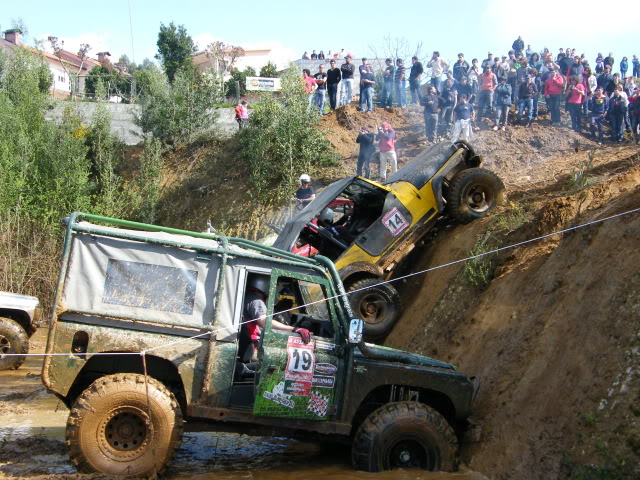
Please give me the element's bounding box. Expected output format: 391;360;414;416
492;201;531;233
463;232;499;288
565;153;596;193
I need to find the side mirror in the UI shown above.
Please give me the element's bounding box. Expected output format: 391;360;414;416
348;318;363;344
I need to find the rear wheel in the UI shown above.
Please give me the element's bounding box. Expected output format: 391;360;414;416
0;317;29;371
66;373;183;477
446;168;505;224
347;278;401;340
352;401;458;472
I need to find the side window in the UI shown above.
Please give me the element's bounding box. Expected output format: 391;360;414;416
272;276;335;339
355;194;413;257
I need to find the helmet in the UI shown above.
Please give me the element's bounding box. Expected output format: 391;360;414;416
299;174;311;183
319;207;334;225
247;275;270;295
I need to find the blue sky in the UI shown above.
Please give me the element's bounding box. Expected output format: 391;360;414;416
3;0;637;71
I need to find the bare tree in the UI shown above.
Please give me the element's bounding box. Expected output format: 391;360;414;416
368;34;424;69
204;41;245;78
48;37;92;98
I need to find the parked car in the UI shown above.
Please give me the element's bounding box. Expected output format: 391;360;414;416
0;291;40;370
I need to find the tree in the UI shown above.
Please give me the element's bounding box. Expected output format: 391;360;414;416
155;22;195;83
259;62;278;78
85;65;130;100
204;41;245;78
117;54;137;74
225;66;256;97
368;34;424;68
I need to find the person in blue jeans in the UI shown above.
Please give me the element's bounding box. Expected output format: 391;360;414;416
359;65;375;113
620;57;628;79
355;127;375;177
517;75;537;126
394;58;407;107
493;76;512;130
588;88;609;143
633;55;640;78
381;58;394;108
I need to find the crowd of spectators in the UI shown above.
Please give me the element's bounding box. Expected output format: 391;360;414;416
301;38;639;146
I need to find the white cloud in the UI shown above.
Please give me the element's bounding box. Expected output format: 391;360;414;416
36;32;120;60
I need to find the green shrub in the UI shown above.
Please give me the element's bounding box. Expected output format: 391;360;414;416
463;233;498;288
239;68;338;204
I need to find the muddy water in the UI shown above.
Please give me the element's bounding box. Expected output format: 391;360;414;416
0;332;487;479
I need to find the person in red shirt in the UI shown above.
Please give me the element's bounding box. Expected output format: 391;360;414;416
234;101;249;129
477;66;498;119
302;69;317;113
566;76;586;132
544;70;565;125
376;122;397;181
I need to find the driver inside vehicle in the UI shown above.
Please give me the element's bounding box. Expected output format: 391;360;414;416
318;207;356;246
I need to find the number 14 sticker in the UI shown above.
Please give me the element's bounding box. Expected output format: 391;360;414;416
382;207;409;237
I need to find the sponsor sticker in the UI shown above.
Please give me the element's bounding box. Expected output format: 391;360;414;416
307;391;330;417
262;381;294;409
285;379;312;397
312;375;336;389
316;341;336;351
382;207;410;237
314;363;337;375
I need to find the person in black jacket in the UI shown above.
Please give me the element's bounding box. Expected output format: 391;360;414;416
421;86;445;142
326;59;341;110
409;56;424;105
356;127;376;178
512;36;524;56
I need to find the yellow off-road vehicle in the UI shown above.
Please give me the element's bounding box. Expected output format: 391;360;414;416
274;141;504;339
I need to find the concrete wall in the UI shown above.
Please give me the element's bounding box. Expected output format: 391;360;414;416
46;103;239;145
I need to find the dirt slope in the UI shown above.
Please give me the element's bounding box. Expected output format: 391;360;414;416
386;163;640;479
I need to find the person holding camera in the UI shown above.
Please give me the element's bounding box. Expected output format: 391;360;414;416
356;127;376;178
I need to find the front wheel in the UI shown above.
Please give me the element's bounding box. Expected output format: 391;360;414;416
0;317;29;370
66;373;183;477
446;168;505;224
347;278;401;340
352;402;458;472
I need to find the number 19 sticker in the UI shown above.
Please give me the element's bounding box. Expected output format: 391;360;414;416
382;207;410;237
285;336;315;396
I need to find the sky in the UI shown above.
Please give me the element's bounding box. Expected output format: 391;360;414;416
2;0;637;71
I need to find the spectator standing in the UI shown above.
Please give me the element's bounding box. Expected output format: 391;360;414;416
512;36;525;56
493;76;512;131
376;122;397;181
595;53;604;74
356;127;376;177
359;65;375;113
427;51;449;93
481;52;495;70
318;50;325;60
597;65;614;92
544;70;565;125
314;64;328;114
629;87;640;144
339;55;355;106
558;53;573;80
609;87;628;142
525;45;534;60
624;76;636;97
603;53;615;69
358;58;369;76
583;67;596;115
530;53;543;73
381;58;395;108
530;69;543;118
302;51;310;60
409;56;424;105
620;57;628;79
311;50;318;60
565;56;584;80
453;53;470;83
456;76;475;104
632;55;639;78
451;94;474;142
234;100;249;129
395;58;407;108
507;52;519;103
606;73;622;97
588;88;609;143
517;75;538;127
566;76;586;132
326;59;341;110
421;86;445;142
439;78;458;136
302;69;317;112
468;61;480;94
478;66;498;119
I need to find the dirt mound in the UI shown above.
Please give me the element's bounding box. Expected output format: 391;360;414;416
386;167;640;479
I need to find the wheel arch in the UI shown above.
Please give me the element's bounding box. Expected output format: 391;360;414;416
0;309;32;336
339;263;384;288
348;384;457;436
64;352;187;413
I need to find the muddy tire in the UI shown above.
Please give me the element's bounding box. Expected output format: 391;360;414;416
66;373;183;477
446;168;505;224
0;317;29;371
347;278;401;340
352;401;458;472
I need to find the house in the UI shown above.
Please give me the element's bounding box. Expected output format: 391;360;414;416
192;43;293;78
1;29;122;99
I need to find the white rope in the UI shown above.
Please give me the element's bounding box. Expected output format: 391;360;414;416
3;205;639;358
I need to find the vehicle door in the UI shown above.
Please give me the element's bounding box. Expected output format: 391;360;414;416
253;269;343;420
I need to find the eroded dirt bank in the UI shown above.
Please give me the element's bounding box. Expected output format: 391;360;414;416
387;164;640;479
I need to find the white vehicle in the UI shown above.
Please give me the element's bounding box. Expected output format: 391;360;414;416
0;291;41;370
